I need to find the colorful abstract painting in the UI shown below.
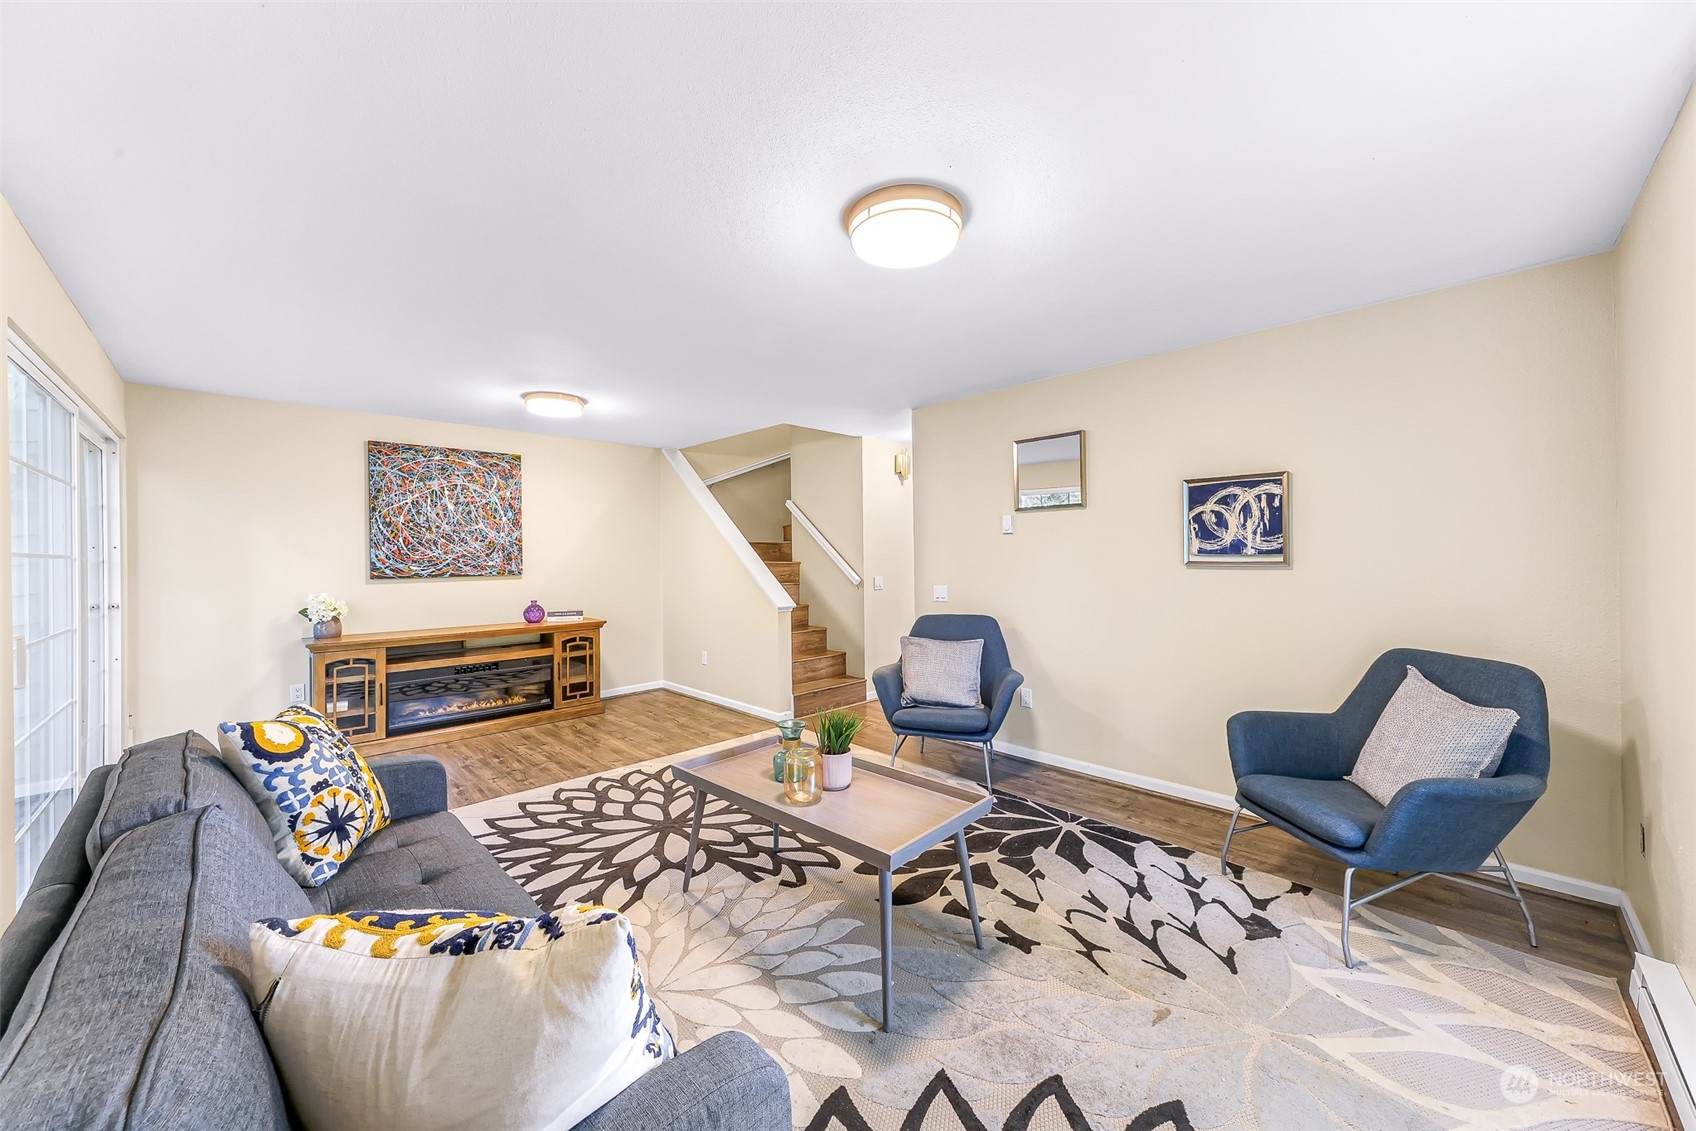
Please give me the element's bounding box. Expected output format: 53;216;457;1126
1184;471;1288;565
368;441;522;578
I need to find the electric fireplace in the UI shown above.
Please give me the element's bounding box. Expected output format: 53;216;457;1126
386;656;554;736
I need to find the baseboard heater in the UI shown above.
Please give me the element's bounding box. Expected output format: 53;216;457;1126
1631;954;1696;1128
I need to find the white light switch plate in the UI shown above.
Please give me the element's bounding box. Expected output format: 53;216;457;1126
933;585;949;602
1002;514;1014;534
873;576;884;590
700;650;709;665
1020;687;1034;708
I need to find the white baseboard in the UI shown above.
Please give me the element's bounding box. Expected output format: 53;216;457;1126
602;682;664;699
1632;954;1696;1128
656;681;788;723
996;738;1238;812
993;736;1652;953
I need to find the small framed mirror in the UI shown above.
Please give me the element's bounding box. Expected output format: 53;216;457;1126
1014;430;1086;511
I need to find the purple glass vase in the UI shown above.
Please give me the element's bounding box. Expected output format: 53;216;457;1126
523;600;545;624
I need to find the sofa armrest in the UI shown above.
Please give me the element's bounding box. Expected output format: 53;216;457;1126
370;754;449;821
1362;772;1545;872
1226;710;1349;782
574;1031;790;1131
871;663;904;722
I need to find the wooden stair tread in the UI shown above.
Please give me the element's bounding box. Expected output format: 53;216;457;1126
766;561;801;582
750;540;792;562
791;626;828;657
792;674;869;715
793;675;864;694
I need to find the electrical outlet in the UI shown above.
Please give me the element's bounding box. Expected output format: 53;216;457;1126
933;585;949;602
1019;687;1034;708
288;683;307;705
1002;514;1014;534
700;650;709;666
873;576;884;591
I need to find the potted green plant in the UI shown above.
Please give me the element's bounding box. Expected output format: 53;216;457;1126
814;709;865;791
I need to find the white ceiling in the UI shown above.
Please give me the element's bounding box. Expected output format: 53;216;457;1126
4;3;1694;449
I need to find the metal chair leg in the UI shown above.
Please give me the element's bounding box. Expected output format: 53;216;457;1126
919;737;926;754
982;742;995;792
1220;807;1243;875
1341;866;1358;969
889;734;908;767
1494;848;1539;949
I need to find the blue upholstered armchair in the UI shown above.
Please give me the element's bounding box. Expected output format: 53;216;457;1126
872;614;1023;791
1222;648;1550;968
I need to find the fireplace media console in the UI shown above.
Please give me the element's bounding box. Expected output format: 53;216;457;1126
302;619;605;754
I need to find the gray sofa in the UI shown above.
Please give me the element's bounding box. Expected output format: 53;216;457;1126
0;732;791;1130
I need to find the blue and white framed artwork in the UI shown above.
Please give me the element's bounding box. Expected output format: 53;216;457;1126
1183;472;1288;565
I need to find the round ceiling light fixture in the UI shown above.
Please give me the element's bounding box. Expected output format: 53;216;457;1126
522;391;587;419
844;184;963;269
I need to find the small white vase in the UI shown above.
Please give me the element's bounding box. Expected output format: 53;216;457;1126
821;751;854;791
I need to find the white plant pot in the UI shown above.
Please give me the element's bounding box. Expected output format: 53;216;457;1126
821;751;854;791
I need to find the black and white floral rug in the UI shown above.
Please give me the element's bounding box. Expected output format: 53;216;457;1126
457;756;1670;1131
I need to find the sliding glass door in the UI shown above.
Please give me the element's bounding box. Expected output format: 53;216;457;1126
9;344;120;902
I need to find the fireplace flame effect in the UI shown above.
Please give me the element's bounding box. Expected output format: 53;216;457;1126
393;692;534;722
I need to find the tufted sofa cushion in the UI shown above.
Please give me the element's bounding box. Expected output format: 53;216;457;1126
308;811;539;917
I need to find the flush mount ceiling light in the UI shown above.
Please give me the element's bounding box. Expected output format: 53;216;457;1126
522;391;587;418
844;184;964;269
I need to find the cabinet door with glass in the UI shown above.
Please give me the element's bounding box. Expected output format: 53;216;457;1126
556;630;599;704
312;650;386;741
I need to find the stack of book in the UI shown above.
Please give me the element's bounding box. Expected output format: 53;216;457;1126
544;609;585;623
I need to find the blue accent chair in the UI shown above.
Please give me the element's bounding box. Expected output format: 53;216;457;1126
872;614;1024;791
1222;648;1550;968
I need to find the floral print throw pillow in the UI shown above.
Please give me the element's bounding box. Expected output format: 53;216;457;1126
216;705;389;887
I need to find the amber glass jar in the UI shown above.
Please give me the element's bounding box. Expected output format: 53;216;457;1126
783;745;822;805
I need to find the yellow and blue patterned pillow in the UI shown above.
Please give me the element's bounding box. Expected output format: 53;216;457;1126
216;706;390;887
249;905;673;1130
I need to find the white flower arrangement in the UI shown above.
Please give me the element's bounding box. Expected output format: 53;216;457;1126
297;593;349;625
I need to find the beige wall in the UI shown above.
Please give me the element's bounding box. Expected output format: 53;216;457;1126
914;254;1623;886
125;385;665;742
710;460;790;543
1;197;131;915
684;424;792;480
1619;82;1696;977
659;457;793;715
790;428;866;678
862;438;915;676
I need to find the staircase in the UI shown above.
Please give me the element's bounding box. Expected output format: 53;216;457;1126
750;522;867;716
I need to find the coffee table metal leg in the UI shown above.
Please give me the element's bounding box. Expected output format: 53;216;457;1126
681;789;706;893
771;822;781;875
879;869;894;1031
955;829;984;950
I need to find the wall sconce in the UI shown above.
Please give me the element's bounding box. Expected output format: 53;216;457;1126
894;450;911;483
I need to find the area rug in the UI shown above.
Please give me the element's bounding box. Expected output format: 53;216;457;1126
457;757;1670;1131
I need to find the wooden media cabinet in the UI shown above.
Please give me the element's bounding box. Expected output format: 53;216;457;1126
303;619;605;754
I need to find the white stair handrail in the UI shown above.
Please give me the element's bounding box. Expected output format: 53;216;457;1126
663;449;796;611
785;499;862;588
701;452;790;487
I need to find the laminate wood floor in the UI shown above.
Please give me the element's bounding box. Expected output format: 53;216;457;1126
404;689;1636;990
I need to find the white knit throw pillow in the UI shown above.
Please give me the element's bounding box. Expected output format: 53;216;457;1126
899;636;984;708
1346;666;1520;807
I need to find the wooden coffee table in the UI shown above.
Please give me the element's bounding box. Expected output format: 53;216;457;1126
669;733;993;1030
